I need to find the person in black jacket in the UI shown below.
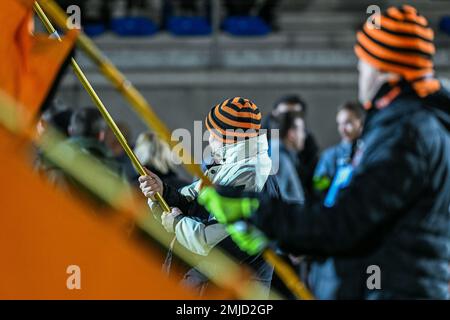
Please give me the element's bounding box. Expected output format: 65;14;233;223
263;94;320;201
198;5;450;299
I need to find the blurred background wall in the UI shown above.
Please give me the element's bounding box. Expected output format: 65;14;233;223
51;0;450;149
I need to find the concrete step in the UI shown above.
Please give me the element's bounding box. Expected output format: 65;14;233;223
277;0;450;31
79;38;450;71
279;0;450;12
278;10;448;32
91;31;450;51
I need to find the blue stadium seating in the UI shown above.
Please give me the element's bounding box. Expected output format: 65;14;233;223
439;16;450;35
168;16;212;36
111;17;158;36
223;16;271;36
83;24;107;37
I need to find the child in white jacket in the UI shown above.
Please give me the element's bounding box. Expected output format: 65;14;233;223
139;97;276;296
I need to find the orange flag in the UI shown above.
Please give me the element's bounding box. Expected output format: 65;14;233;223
0;0;77;117
0;126;199;299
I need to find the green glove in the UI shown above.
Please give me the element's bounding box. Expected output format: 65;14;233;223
198;187;259;224
226;222;268;256
313;175;331;192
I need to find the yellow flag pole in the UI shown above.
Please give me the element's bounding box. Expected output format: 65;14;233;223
34;1;314;300
33;1;170;213
0;90;284;300
37;0;205;181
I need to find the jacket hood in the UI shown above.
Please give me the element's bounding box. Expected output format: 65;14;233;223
207;134;272;192
216;134;269;164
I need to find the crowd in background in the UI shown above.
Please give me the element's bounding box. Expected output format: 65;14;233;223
34;92;367;299
31;3;450;300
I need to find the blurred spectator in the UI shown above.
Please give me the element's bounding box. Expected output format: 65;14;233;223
269;111;308;299
66;106;123;174
271;111;305;203
308;101;364;300
35;107;123;196
34;103;73;185
104;122;136;181
263;94;320;202
134;131;188;189
36;100;73;137
313;101;364;196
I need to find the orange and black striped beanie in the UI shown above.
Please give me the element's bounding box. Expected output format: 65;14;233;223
355;5;440;98
205;97;262;144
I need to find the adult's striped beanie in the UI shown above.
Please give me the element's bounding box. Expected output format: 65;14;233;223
205;97;262;144
355;4;440;98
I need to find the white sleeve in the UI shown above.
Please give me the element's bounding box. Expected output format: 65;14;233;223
175;217;229;256
147;198;164;220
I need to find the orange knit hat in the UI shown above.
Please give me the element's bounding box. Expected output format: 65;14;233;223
205;97;262;144
355;5;440;98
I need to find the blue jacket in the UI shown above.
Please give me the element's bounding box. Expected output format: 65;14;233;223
252;83;450;299
314;141;353;188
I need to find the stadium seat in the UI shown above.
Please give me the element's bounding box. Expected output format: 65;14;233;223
111;17;158;36
439;16;450;35
83;23;107;37
167;16;212;36
223;16;271;36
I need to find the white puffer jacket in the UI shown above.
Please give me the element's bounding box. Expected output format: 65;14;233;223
148;134;272;256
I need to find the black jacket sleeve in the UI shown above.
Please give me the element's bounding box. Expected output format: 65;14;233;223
163;182;212;221
162;182;192;214
251;124;427;257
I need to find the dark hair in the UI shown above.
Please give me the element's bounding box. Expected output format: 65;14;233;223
337;101;365;120
273;94;308;114
69;107;105;138
41;109;73;136
274;111;304;139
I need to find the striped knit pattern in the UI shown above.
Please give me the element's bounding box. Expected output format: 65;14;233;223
354;5;440;97
205;97;261;144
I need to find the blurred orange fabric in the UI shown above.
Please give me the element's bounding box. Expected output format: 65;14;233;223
0;0;77;118
0;127;197;299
